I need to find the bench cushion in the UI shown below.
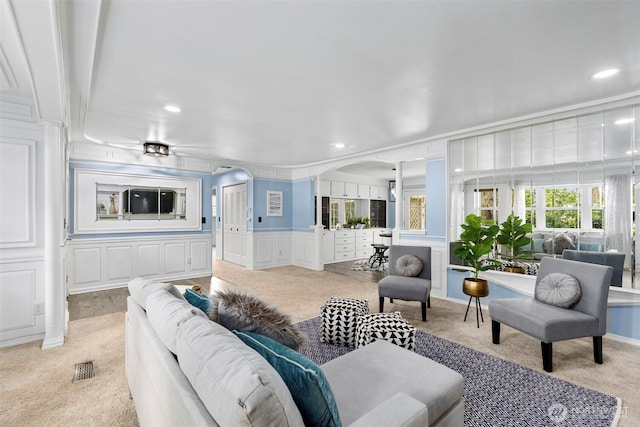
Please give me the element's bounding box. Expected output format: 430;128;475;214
489;298;598;342
321;340;463;426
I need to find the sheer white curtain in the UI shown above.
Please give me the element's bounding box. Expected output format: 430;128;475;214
604;174;632;269
512;183;526;219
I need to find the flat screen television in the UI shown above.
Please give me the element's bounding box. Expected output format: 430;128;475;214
123;189;175;214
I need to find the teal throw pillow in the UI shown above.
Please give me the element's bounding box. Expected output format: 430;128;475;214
533;238;545;254
184;288;216;320
234;330;342;427
578;242;602;252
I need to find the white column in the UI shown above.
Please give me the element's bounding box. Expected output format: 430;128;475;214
42;123;66;349
394;161;404;232
313;176;324;270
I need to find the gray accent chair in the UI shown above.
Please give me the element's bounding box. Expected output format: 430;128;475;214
489;257;612;372
562;249;625;287
378;245;431;321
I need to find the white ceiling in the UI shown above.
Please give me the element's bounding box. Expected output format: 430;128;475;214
3;0;640;175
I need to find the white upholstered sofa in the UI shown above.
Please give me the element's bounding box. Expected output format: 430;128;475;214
125;278;464;427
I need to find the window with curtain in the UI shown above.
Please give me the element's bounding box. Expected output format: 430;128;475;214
545;187;579;228
475;188;498;223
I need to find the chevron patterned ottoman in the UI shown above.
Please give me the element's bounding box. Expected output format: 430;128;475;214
320;297;369;347
356;312;417;351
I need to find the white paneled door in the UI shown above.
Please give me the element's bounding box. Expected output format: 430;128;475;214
222;182;247;266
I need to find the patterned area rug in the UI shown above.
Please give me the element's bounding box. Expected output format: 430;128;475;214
350;259;388;272
296;316;621;427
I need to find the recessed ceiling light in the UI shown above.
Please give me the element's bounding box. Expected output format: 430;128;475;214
590;68;620;79
454;168;462;172
334;143;345;149
164;104;181;113
615;117;635;125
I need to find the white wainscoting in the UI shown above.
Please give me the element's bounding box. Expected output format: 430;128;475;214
292;231;318;270
252;231;293;269
0;261;45;347
66;235;212;294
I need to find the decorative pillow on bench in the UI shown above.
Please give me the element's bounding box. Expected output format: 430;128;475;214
535;273;581;308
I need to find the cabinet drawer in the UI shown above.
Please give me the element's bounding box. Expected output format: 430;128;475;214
335;242;355;252
334;230;353;239
334;251;354;260
335;237;353;245
357;242;372;250
356;249;372;258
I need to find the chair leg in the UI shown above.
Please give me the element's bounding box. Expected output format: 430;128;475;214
491;320;500;344
463;296;473;322
593;336;603;364
427;296;431;308
421;302;426;322
541;342;553;372
379;296;384;313
390;298;394;303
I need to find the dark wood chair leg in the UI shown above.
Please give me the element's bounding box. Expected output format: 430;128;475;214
593;336;603;364
390;298;394;303
541;342;553;372
379;296;384;313
427;296;431;308
491;320;500;344
421;302;426;321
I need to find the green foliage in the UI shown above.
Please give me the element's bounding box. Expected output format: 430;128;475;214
496;214;532;262
346;217;370;227
454;213;501;279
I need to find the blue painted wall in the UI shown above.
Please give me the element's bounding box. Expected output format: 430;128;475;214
426;158;446;237
68;161;213;238
292;179;315;232
253;178;293;231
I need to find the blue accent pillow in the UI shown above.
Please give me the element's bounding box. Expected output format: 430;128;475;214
578;242;602;252
234;330;342;427
533;238;545;254
184;288;215;319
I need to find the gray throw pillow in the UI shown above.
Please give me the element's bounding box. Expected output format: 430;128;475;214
554;234;576;254
535;273;581;308
395;254;423;277
216;289;306;350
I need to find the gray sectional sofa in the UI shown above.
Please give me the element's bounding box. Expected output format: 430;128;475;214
125;278;464;427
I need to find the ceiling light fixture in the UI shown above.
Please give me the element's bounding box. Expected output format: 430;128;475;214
334;143;345;149
164;104;181;113
615;117;635;125
590;68;620;79
143;141;170;156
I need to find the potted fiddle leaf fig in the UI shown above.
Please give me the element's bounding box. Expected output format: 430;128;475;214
496;214;532;273
453;213;501;305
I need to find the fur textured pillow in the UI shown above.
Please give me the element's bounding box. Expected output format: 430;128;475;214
216;289;306;350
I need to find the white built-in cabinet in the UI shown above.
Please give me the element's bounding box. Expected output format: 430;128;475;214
323;179;386;201
323;229;376;263
369;185;388;200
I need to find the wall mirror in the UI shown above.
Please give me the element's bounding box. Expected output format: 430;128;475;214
96;184;187;221
449;103;639;289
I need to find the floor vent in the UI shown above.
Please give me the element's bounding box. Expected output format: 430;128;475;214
73;361;95;382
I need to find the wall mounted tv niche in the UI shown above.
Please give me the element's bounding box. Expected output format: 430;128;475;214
76;169;201;234
123;188;176;215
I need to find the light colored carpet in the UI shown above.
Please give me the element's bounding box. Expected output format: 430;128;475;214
0;312;137;426
1;258;638;426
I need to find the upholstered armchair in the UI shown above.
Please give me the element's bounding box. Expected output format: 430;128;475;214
489;257;612;372
378;245;431;321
